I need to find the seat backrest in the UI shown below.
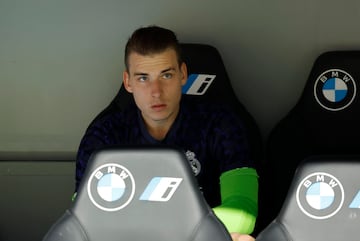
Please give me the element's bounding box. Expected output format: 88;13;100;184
256;156;360;241
256;51;360;232
91;43;263;170
42;146;232;241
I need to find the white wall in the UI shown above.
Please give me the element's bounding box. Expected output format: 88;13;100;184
1;0;360;152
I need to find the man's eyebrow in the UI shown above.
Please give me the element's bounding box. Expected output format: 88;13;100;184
134;72;148;76
161;67;176;73
133;67;175;76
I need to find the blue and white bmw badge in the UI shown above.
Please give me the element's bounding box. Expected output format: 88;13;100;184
314;69;356;111
296;172;344;219
87;163;135;212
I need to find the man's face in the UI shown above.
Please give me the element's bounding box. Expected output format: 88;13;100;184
123;48;187;128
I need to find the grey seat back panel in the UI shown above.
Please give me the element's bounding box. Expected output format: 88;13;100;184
257;156;360;241
43;147;232;241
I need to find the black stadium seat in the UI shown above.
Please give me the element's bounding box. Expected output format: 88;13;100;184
256;156;360;241
43;43;263;240
256;51;360;232
42;146;232;241
89;43;263;171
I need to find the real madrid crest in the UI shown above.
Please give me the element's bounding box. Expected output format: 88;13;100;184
296;172;344;219
87;163;135;212
314;69;356;111
185;150;201;176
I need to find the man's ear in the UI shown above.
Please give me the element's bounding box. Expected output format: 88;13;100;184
123;71;133;93
180;62;188;86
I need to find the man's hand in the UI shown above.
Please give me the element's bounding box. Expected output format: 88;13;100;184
230;232;255;241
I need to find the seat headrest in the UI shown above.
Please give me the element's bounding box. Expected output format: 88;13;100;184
43;146;232;241
299;51;360;113
257;156;360;241
268;50;360;149
282;51;360;146
180;43;237;103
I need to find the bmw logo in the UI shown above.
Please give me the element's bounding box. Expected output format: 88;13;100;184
314;69;356;111
296;172;344;219
87;163;135;211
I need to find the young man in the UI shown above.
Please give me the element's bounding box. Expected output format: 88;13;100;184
75;25;258;241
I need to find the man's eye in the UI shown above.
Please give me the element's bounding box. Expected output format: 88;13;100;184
163;73;173;79
138;76;148;82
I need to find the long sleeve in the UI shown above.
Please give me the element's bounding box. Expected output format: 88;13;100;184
213;167;258;234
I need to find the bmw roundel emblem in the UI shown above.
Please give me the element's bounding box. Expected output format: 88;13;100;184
87;163;135;212
296;172;344;219
314;69;356;111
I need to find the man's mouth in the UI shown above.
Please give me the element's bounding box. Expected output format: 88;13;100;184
151;104;166;111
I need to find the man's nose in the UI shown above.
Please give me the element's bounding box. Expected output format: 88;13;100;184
151;79;162;97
